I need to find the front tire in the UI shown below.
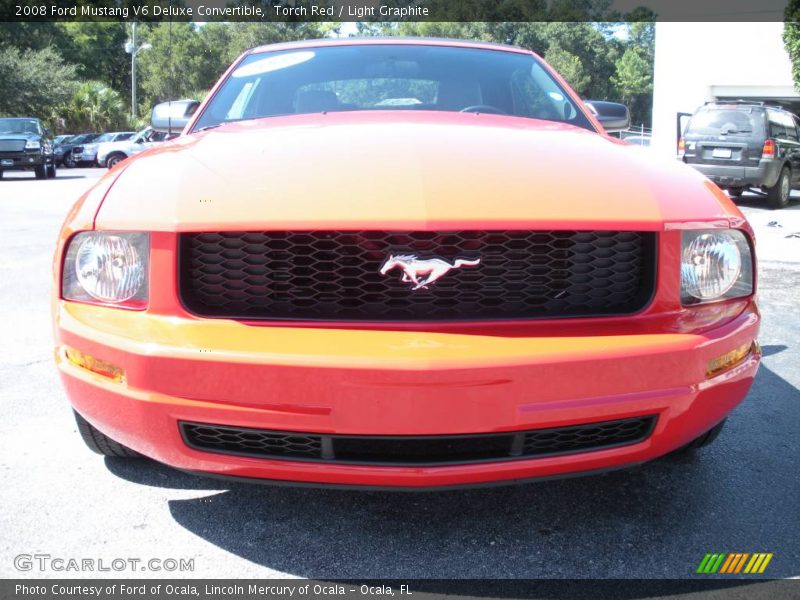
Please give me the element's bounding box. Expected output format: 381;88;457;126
727;187;743;198
671;419;727;456
64;151;76;168
74;411;140;457
766;166;791;209
106;153;126;169
47;163;57;178
34;164;47;179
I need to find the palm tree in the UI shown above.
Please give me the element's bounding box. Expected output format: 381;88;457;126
64;81;126;132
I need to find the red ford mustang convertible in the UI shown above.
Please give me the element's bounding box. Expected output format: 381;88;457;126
53;39;760;489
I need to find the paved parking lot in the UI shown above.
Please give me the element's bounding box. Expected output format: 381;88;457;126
0;168;798;579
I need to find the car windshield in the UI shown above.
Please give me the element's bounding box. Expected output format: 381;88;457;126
94;133;115;143
686;107;761;136
71;134;97;144
192;44;593;132
0;118;42;135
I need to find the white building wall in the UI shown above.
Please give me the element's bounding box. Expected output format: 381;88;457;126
651;22;796;158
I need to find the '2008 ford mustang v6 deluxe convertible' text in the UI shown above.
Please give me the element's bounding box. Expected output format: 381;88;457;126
53;39;760;489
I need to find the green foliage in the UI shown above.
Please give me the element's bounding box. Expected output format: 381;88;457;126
544;44;590;94
136;23;219;109
58;23;132;105
0;46;79;127
613;47;653;99
784;1;800;90
62;81;127;132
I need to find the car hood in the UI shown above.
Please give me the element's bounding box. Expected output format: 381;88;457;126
95;112;742;231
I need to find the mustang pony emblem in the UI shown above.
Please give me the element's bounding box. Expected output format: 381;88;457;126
379;254;481;290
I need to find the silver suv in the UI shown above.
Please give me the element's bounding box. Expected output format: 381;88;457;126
97;127;168;169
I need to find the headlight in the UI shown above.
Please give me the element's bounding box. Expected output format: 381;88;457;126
681;230;753;304
62;232;149;308
25;140;41;150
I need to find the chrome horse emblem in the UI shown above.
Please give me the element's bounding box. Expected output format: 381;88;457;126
379;254;481;290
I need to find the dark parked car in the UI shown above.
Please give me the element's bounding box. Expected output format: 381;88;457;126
0;117;56;179
54;133;101;168
681;101;800;209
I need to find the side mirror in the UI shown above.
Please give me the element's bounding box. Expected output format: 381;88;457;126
151;100;200;135
585;100;630;133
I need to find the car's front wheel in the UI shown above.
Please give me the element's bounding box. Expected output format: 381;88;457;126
766;166;791;209
63;152;76;168
74;411;140;457
34;164;47;179
47;163;57;178
106;153;126;169
727;187;744;198
670;419;727;456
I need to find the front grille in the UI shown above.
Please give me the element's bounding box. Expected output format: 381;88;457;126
0;140;26;152
180;416;657;466
179;231;656;321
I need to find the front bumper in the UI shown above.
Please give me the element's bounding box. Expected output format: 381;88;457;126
72;150;97;163
0;150;47;170
689;159;781;189
56;301;760;488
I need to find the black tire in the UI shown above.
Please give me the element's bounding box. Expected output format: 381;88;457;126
727;187;744;198
766;166;791;209
74;410;140;457
106;153;126;169
0;169;3;179
47;163;57;178
671;419;727;456
64;151;76;168
34;164;47;179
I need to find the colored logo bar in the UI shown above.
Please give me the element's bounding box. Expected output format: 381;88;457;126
696;553;773;574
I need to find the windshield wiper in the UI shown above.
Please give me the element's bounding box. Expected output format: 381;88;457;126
194;124;221;133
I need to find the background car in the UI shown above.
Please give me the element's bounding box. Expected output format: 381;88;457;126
680;101;800;209
71;131;135;166
0;117;56;179
54;133;101;168
53;134;73;146
97;127;168;168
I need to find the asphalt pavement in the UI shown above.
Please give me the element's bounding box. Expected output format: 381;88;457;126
0;167;798;579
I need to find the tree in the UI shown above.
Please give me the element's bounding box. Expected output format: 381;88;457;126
613;48;652;100
613;22;655;127
784;0;800;89
0;46;78;126
57;23;132;107
62;81;127;132
0;23;70;52
545;44;591;94
136;23;215;113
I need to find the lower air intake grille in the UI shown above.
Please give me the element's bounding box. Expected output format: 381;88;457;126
180;416;657;466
